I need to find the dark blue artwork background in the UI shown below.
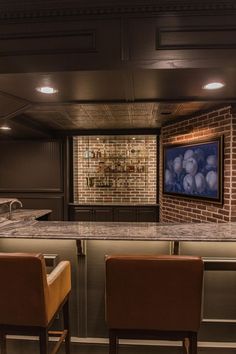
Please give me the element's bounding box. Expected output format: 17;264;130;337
164;141;219;198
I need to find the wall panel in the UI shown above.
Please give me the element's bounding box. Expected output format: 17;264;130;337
0;139;65;220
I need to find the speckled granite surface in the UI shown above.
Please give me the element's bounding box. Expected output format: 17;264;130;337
0;198;19;214
0;220;236;241
0;209;52;221
0;198;17;205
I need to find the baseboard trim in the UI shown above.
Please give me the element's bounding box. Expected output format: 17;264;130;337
6;335;236;349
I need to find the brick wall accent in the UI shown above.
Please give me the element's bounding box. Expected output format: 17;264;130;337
73;135;157;204
160;106;234;223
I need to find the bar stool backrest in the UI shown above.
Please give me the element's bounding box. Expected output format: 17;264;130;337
0;252;48;326
105;255;204;332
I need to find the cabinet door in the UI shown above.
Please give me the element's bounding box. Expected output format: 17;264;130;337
137;207;158;222
94;208;113;222
73;208;93;221
114;207;137;222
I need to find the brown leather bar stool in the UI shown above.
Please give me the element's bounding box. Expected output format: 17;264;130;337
0;252;71;354
105;255;204;354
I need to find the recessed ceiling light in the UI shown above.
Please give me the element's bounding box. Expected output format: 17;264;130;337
36;86;58;94
0;124;11;131
203;82;225;90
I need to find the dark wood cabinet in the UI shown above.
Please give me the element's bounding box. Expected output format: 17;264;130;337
72;207;113;221
94;208;113;222
113;208;137;222
137;207;157;222
69;205;159;222
72;207;94;221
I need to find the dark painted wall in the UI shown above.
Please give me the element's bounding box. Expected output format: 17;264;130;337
0;139;66;220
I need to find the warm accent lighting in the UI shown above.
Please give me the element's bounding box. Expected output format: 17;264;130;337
0;124;11;131
36;86;58;94
203;82;225;90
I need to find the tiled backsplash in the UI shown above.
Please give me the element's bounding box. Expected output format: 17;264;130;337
73;135;157;204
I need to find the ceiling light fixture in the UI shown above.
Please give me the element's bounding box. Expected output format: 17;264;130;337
203;82;225;90
36;86;58;94
0;124;11;131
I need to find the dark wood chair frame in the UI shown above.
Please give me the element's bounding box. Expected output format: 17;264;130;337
0;294;70;354
109;328;198;354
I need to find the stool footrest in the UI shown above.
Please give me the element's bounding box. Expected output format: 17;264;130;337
50;329;68;354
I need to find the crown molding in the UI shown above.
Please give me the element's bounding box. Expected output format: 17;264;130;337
0;1;236;21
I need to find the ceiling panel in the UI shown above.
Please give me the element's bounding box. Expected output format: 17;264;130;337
0;68;233;132
0;71;127;102
23;101;217;130
0;68;235;105
133;68;236;101
0;92;29;119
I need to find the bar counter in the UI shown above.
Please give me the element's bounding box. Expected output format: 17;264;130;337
0;219;236;242
2;218;236;346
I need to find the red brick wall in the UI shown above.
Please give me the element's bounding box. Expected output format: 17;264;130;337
73;135;157;204
160;106;233;223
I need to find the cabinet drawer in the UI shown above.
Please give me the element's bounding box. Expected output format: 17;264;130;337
73;208;93;221
69;205;159;222
114;208;137;222
94;208;113;222
137;207;158;222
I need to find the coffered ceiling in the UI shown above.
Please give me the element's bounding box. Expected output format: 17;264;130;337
0;67;234;135
0;0;234;137
24;102;216;131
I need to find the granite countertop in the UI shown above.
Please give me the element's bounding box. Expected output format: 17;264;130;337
0;198;18;205
0;220;236;242
0;209;52;221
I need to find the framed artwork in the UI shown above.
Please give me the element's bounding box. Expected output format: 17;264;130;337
163;136;223;203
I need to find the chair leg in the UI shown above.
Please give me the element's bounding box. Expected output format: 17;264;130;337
63;298;71;354
39;328;49;354
189;332;197;354
109;330;118;354
182;337;189;354
0;332;6;354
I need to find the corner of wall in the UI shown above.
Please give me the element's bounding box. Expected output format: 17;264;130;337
159;106;233;223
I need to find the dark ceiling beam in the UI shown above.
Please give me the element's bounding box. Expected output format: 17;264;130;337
53;127;160;137
30;98;236;107
0;104;32;122
122;72;135;102
10;114;54;138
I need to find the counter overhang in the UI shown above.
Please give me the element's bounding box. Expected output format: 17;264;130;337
0;220;236;242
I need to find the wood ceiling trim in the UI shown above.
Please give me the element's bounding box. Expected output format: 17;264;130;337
0;1;236;21
0;104;32;122
11;114;55;138
53;127;160;137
